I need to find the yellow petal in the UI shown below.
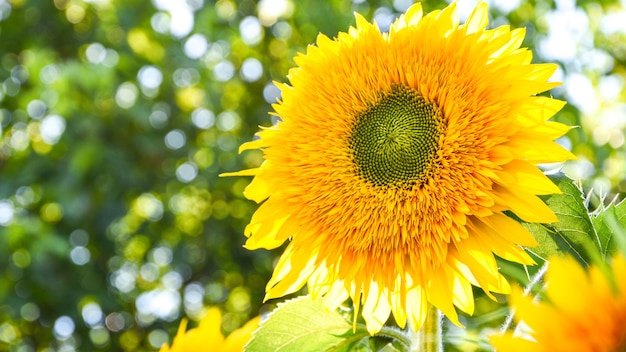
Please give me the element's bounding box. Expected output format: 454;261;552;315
243;175;272;203
497;160;561;195
482;212;538;247
509;138;577;163
405;285;427;331
361;281;392;334
471;219;535;265
427;266;461;326
239;138;266;153
451;272;475;315
464;0;488;35
219;168;260;177
265;245;317;300
492;185;558;223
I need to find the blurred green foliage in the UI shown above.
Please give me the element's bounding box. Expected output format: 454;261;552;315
0;0;624;351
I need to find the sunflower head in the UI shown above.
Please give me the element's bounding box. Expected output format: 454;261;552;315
225;0;575;334
491;254;626;352
350;84;444;188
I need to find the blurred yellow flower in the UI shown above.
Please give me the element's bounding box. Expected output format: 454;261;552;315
159;308;260;352
492;255;626;351
225;1;574;334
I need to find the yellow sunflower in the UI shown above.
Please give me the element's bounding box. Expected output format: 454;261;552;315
159;308;260;352
224;1;574;333
491;254;626;351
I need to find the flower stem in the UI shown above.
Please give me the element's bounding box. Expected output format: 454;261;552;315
411;305;442;352
376;326;412;350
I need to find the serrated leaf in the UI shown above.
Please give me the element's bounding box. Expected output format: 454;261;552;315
522;172;602;267
592;198;626;259
245;296;373;352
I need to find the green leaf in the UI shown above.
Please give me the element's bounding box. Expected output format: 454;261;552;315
592;198;626;259
521;172;602;267
245;296;408;352
245;296;355;352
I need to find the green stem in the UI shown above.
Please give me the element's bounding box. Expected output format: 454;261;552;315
411;305;442;352
375;326;412;350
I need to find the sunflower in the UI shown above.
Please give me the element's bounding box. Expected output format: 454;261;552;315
224;1;574;333
491;254;626;351
159;308;260;352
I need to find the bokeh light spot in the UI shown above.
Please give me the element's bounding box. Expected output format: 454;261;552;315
173;68;200;87
39;64;59;84
175;86;205;111
161;271;183;290
65;4;85;24
140;263;160;282
226;286;251;312
392;0;412;12
105;312;126;332
110;263;138;293
0;200;15;226
151;12;170;34
136;288;180;320
89;328;110;347
148;329;169;349
191;108;215;129
70;246;91;265
0;322;17;344
26;99;46;119
81;303;104;328
184;34;208;59
20;303;40;322
70;229;89;246
164;129;186;150
257;0;293;26
151;246;173;266
41;202;64;223
240;16;263;45
138;66;163;90
115;82;139;109
240;58;263;82
216;0;236;20
12;249;31;268
40;114;66;145
183;283;204;314
213;60;235;82
216;111;241;132
263;82;281;103
176;161;198;183
135;193;164;221
272;21;292;39
53;316;75;340
149;103;170;128
86;43;107;64
10;125;29;151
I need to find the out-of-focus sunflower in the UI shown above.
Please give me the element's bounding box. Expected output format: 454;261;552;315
224;0;574;333
159;308;260;352
492;254;626;351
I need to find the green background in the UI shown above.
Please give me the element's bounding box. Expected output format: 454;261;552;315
0;0;624;350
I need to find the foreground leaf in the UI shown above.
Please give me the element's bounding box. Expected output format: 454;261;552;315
245;296;406;352
522;172;602;267
592;198;626;259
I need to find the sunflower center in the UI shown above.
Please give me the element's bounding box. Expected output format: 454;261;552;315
350;85;443;188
